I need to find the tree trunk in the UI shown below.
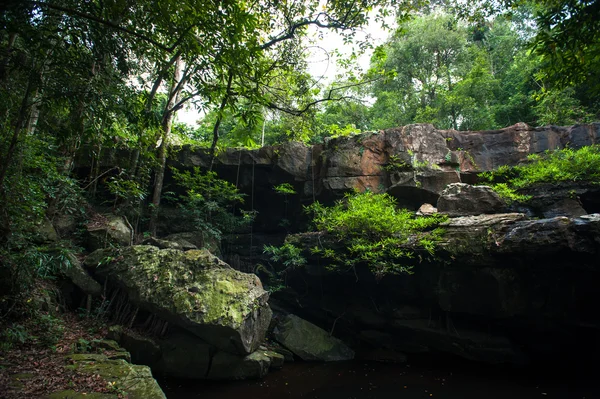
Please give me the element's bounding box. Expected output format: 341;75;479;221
208;71;234;170
148;55;183;235
0;76;37;191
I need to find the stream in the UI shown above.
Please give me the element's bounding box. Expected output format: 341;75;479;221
159;357;598;399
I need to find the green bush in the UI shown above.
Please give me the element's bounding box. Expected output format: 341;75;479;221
305;191;447;279
263;242;306;269
479;145;600;202
170;167;255;242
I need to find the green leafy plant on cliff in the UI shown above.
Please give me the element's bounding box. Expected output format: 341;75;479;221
479;145;600;202
263;242;306;269
305;191;447;279
382;155;412;173
171;167;253;242
273;183;297;229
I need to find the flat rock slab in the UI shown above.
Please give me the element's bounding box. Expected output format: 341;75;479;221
57;354;166;399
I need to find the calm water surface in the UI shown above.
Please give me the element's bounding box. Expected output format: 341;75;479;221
159;359;598;399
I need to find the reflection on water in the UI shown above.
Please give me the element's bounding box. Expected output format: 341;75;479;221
159;358;597;399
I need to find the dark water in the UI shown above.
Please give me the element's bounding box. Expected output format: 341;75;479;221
159;359;599;399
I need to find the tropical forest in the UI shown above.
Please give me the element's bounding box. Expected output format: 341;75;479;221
1;0;599;398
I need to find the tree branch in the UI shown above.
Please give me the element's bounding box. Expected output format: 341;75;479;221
29;1;172;52
261;13;348;50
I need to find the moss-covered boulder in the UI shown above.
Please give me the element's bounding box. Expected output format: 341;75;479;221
273;314;355;361
84;246;271;355
51;353;166;399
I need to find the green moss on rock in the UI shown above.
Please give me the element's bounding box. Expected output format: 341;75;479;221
84;246;272;355
46;390;117;399
65;354;166;399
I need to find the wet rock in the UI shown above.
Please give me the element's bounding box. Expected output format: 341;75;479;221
437;268;527;317
208;350;271;380
85;246;272;355
437;183;506;216
107;351;131;362
542;198;587;218
53;213;78;238
118;329;162;367
90;339;121;351
265;350;285;369
163;232;219;255
520;182;596;218
273;314;354;361
349;304;387;329
106;325;123;341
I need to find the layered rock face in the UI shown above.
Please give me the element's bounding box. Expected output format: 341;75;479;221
169;123;600;227
278;211;600;365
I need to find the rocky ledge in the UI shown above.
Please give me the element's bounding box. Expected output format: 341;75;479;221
273;209;600;366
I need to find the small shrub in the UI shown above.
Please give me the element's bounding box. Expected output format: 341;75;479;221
0;324;30;351
263;242;306;269
382;155;412;172
305;191;447;279
273;183;296;195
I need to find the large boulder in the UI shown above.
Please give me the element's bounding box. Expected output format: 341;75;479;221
437;183;506;216
84;246;271;355
163;232;219;255
87;214;132;251
273;314;354;361
32;217;59;244
63;253;102;296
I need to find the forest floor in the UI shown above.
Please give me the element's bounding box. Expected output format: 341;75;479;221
0;310;123;398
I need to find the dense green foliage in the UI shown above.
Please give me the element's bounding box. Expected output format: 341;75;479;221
1;0;405;312
1;0;599;318
479;145;600;202
306;191;447;278
170;167;253;241
368;9;597;131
